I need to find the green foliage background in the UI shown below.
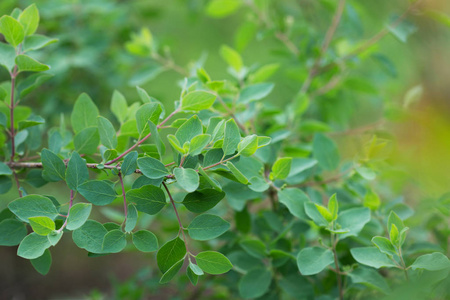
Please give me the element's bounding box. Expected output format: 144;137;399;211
0;0;450;299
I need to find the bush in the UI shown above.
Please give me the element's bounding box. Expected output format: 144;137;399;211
0;1;449;299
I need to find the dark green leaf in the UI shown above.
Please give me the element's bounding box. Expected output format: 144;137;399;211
41;148;65;181
182;189;225;213
71;93;99;134
126;185;166;215
157;237;186;273
65;151;89;191
78;180;117;206
30;249;52;275
187;214;230;241
132;230;158;252
239;268;272;299
0;219;27;246
137;156;169;179
102;229;126;253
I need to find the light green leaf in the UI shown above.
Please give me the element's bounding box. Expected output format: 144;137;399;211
126;185;166;215
226;161;248;184
297;247;334;275
313;133;340;171
15;55;49;72
195;251;233;275
350;247;397;269
239;268;272;299
157;237;186;273
187;266;199;285
206;0;242;18
237;134;258;156
18;4;39;36
188;134;211;156
28;216;55;236
364;188;381;210
238;83;274;104
181;91;216;111
110;90;128;123
121;151;138;176
220;45;242;71
132;230;158;252
97;116;117;149
0;43;16;72
174;167;199;193
41;148;65;181
71;93;99;134
0;219;27;246
74;127;100;155
189;262;204;275
102;229;126;253
137;156;169;179
0;15;24;47
8;195;59;222
78;180;117;206
65;151;88;191
66;203;92;231
390;224;399;247
167;134;185;154
222;118;240;156
304;202;328;227
175;115;203;147
372;236;397;257
124;204;138;232
30;249;52;275
270;157;292;180
17;233;51;259
410;252;450;271
328;194;338;221
23;34;57;52
159;258;184;284
187;214;230;241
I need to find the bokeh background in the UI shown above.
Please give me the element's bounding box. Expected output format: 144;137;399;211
0;0;449;299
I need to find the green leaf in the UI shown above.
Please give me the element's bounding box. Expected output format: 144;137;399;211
102;229;126;253
328;194;338;221
304;202;328;227
220;45;242;71
188;134;211;156
167;134;185;154
71;93;99;134
206;0;242;18
336;207;371;239
313;133;340;171
390;224;400;247
182;189;225;213
30;249;52;275
0;219;27;246
15;55;49;73
66;203;92;231
181;91;216;111
121;204;137;233
238;83;274;104
297;247;334;275
135;103;161;135
18;4;39;36
175;115;203;147
148;120;164;158
239;268;272;299
315;203;333;223
110;90;128;123
23;35;57;52
0;15;24;47
222;119;240;156
157;237;186;273
348;267;390;293
28;216;55;236
65;151;88;191
132;230;158;252
387;211;408;246
137;156;169;179
350;247;397;269
410;252;450;271
278;188;309;219
47;231;62;246
364;188;381;210
121;151;138;176
187;214;230;241
78;180;117;206
41;148;65;181
226;161;248;184
240;239;267;259
72;220;107;254
159;258;184;284
17;233;51;259
189;262;204;275
388;16;417;43
74;127;100;155
372;236;397;257
0;43;16;72
8;195;59;222
126;185;167;215
270;157;292;180
174;167;199;193
0;162;12;175
237;134;258;156
187;266;199;285
195;251;232;275
97;116;117;149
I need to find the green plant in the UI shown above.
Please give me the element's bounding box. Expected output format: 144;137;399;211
1;2;450;300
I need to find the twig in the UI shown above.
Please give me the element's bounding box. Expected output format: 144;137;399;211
6;161;143;174
118;172;128;227
57;190;74;233
331;233;344;300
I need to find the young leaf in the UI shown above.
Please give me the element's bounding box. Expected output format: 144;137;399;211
328;194;338;221
137;156;169;179
220;45;242;71
187;214;230;241
237;134;258;156
17;233;51;259
30;249;52;275
390;224;399;246
270;157;292;180
0;16;24;47
297;247;334;275
102;229;126;253
195;251;233;275
121;151;138;176
226;161;248;184
313;133;340;171
78;180;117;206
65;151;89;191
28;216;55;236
97;116;117;149
15;55;50;72
372;236;397;257
222;119;240;156
364;189;381;210
175;115;203;146
0;219;27;246
304;202;328;227
239;268;272;299
8;195;59;222
181;91;216;111
188;134;211;156
110;90;128;123
314;204;333;223
126;185;167;215
206;0;242;18
71;93;99;134
18;4;39;36
132;230;158;252
167;134;185;154
174;167;199;193
157;237;186;273
66;203;92;231
41;148;65;182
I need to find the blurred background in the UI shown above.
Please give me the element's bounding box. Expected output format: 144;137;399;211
0;0;449;299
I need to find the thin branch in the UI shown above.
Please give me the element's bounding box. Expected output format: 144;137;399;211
12;170;22;198
6;161;144;174
151;53;190;77
162;182;190;254
57;190;74;233
118;172;128;227
331;234;344;300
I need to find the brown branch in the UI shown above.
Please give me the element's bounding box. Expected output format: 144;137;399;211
6;161;143;174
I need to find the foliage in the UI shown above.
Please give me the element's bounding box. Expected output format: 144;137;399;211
0;1;450;300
